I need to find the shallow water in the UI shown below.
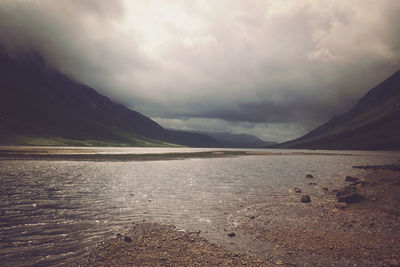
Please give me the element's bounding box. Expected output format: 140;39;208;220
0;148;399;266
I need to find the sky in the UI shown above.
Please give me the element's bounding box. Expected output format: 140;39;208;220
0;0;400;142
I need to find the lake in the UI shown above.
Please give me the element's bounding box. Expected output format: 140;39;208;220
1;147;399;266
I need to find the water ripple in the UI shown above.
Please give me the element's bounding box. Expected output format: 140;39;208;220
0;151;399;265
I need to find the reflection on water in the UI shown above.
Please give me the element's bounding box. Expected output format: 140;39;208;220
0;149;399;266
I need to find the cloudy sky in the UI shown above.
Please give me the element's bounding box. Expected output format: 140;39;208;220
1;0;400;142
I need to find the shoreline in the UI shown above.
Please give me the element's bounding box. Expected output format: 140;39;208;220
0;147;364;162
228;164;400;266
73;164;400;266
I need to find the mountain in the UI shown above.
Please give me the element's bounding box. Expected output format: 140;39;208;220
0;49;224;147
199;132;276;148
277;70;400;150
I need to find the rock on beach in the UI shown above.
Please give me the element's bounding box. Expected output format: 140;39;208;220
345;176;358;182
336;187;364;204
301;195;311;203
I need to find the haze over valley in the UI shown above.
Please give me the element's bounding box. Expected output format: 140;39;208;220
1;0;400;147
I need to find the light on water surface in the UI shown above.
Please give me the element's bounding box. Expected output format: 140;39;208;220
0;148;399;266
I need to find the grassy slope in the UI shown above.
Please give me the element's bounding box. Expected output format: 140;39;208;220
17;135;178;147
3;135;179;147
0;125;180;147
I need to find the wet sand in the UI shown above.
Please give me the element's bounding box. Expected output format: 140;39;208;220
73;164;400;266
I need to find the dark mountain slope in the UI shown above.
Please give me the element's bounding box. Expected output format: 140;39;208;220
0;50;222;147
277;70;400;150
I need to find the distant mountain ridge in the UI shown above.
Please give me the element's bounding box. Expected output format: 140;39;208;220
198;132;276;148
0;49;228;147
277;70;400;150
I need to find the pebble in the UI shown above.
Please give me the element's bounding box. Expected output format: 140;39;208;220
124;236;132;242
345;176;358;182
301;195;311;203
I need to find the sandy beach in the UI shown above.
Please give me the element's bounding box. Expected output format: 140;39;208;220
72;164;400;266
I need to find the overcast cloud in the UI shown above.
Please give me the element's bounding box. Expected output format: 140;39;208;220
1;0;400;141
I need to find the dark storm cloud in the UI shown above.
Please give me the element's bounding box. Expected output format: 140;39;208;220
0;0;149;99
1;0;400;141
